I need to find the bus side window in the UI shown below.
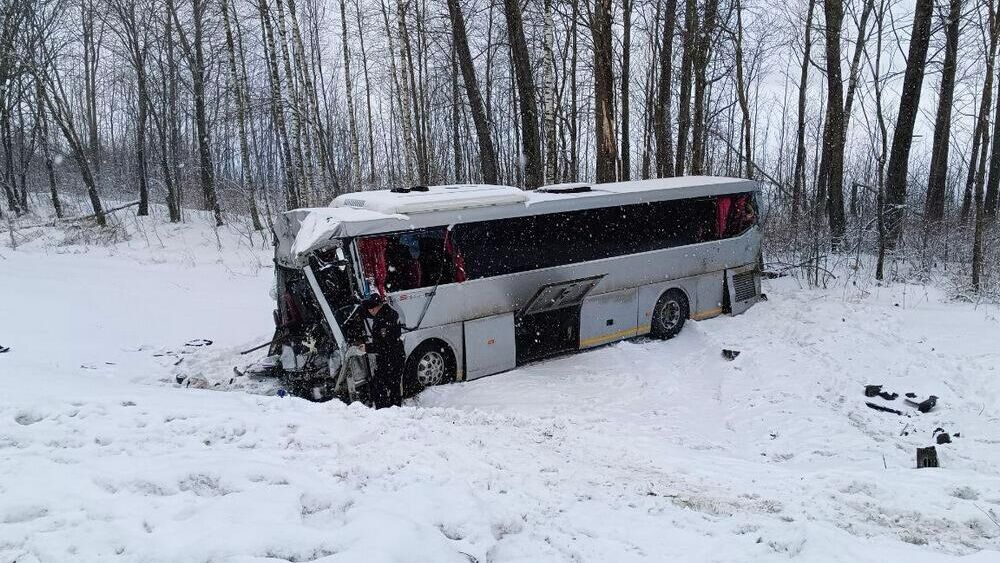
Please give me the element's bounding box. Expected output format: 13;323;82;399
360;228;467;293
717;193;757;238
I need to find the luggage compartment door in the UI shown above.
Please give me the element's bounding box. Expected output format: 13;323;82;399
579;288;639;348
464;313;516;380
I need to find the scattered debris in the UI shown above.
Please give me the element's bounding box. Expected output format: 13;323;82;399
933;428;959;444
905;395;938;413
0;345;9;354
864;385;898;400
905;392;917;399
865;402;906;416
722;349;741;361
900;424;910;436
916;446;939;468
184;339;213;347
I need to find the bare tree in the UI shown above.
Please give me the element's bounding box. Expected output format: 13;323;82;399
675;0;695;175
591;0;618;183
964;0;999;221
447;0;498;184
924;0;963;223
820;0;847;241
654;0;677;178
791;0;816;225
620;0;633;180
503;0;542;188
884;0;934;245
170;0;223;226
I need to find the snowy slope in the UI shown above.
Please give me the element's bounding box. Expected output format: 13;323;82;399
1;214;999;563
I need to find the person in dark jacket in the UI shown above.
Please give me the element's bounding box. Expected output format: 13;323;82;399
362;292;405;408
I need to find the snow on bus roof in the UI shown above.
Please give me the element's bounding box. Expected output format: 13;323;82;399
333;184;528;215
277;176;756;266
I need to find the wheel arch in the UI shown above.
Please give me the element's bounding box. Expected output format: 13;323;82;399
402;322;464;380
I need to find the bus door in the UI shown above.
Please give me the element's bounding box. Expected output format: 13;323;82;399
515;275;605;363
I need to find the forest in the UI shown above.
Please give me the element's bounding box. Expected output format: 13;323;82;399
0;0;998;294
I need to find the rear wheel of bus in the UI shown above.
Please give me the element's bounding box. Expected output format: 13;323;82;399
651;289;689;339
403;340;456;396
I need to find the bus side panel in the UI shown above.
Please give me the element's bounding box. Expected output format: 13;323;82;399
401;322;466;380
579;288;639;348
692;271;726;320
637;276;701;333
464;313;517;380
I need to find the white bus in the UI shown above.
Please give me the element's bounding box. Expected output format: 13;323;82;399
268;176;762;401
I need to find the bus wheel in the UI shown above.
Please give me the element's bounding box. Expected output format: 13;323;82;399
403;340;456;395
651;289;689;340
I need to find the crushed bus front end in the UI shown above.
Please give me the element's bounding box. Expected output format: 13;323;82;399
260;211;372;403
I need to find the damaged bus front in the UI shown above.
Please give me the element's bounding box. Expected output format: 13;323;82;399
267;209;371;402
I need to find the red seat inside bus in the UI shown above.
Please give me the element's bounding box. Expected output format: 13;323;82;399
358;228;466;295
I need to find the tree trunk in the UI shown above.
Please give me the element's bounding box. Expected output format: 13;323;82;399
733;0;752;179
258;0;299;209
222;0;262;230
39;74;105;225
355;0;378;185
822;0;847;241
690;0;716;175
81;0;101;189
641;0;663;180
192;0;222;225
569;0;579;182
986;29;1000;219
791;0;815;225
274;0;310;201
620;0;633;180
841;0;873;133
964;8;999;221
446;0;498;184
397;0;429;185
451;43;464;181
592;0;618;183
675;0;696;175
654;0;677;178
35;79;61;218
503;0;543;188
340;0;362;184
543;0;557;184
924;0;962;223
884;0;934;245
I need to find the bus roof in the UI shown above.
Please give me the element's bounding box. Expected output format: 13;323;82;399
275;176;757;266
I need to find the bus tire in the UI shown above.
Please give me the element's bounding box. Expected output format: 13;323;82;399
651;289;689;340
402;340;456;396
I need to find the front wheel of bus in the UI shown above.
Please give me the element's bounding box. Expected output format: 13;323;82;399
403;341;456;396
652;289;689;340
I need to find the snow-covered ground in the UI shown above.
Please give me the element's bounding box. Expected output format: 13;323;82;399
2;211;999;562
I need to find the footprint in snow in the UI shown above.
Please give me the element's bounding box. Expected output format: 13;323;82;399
14;411;44;426
2;505;49;524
